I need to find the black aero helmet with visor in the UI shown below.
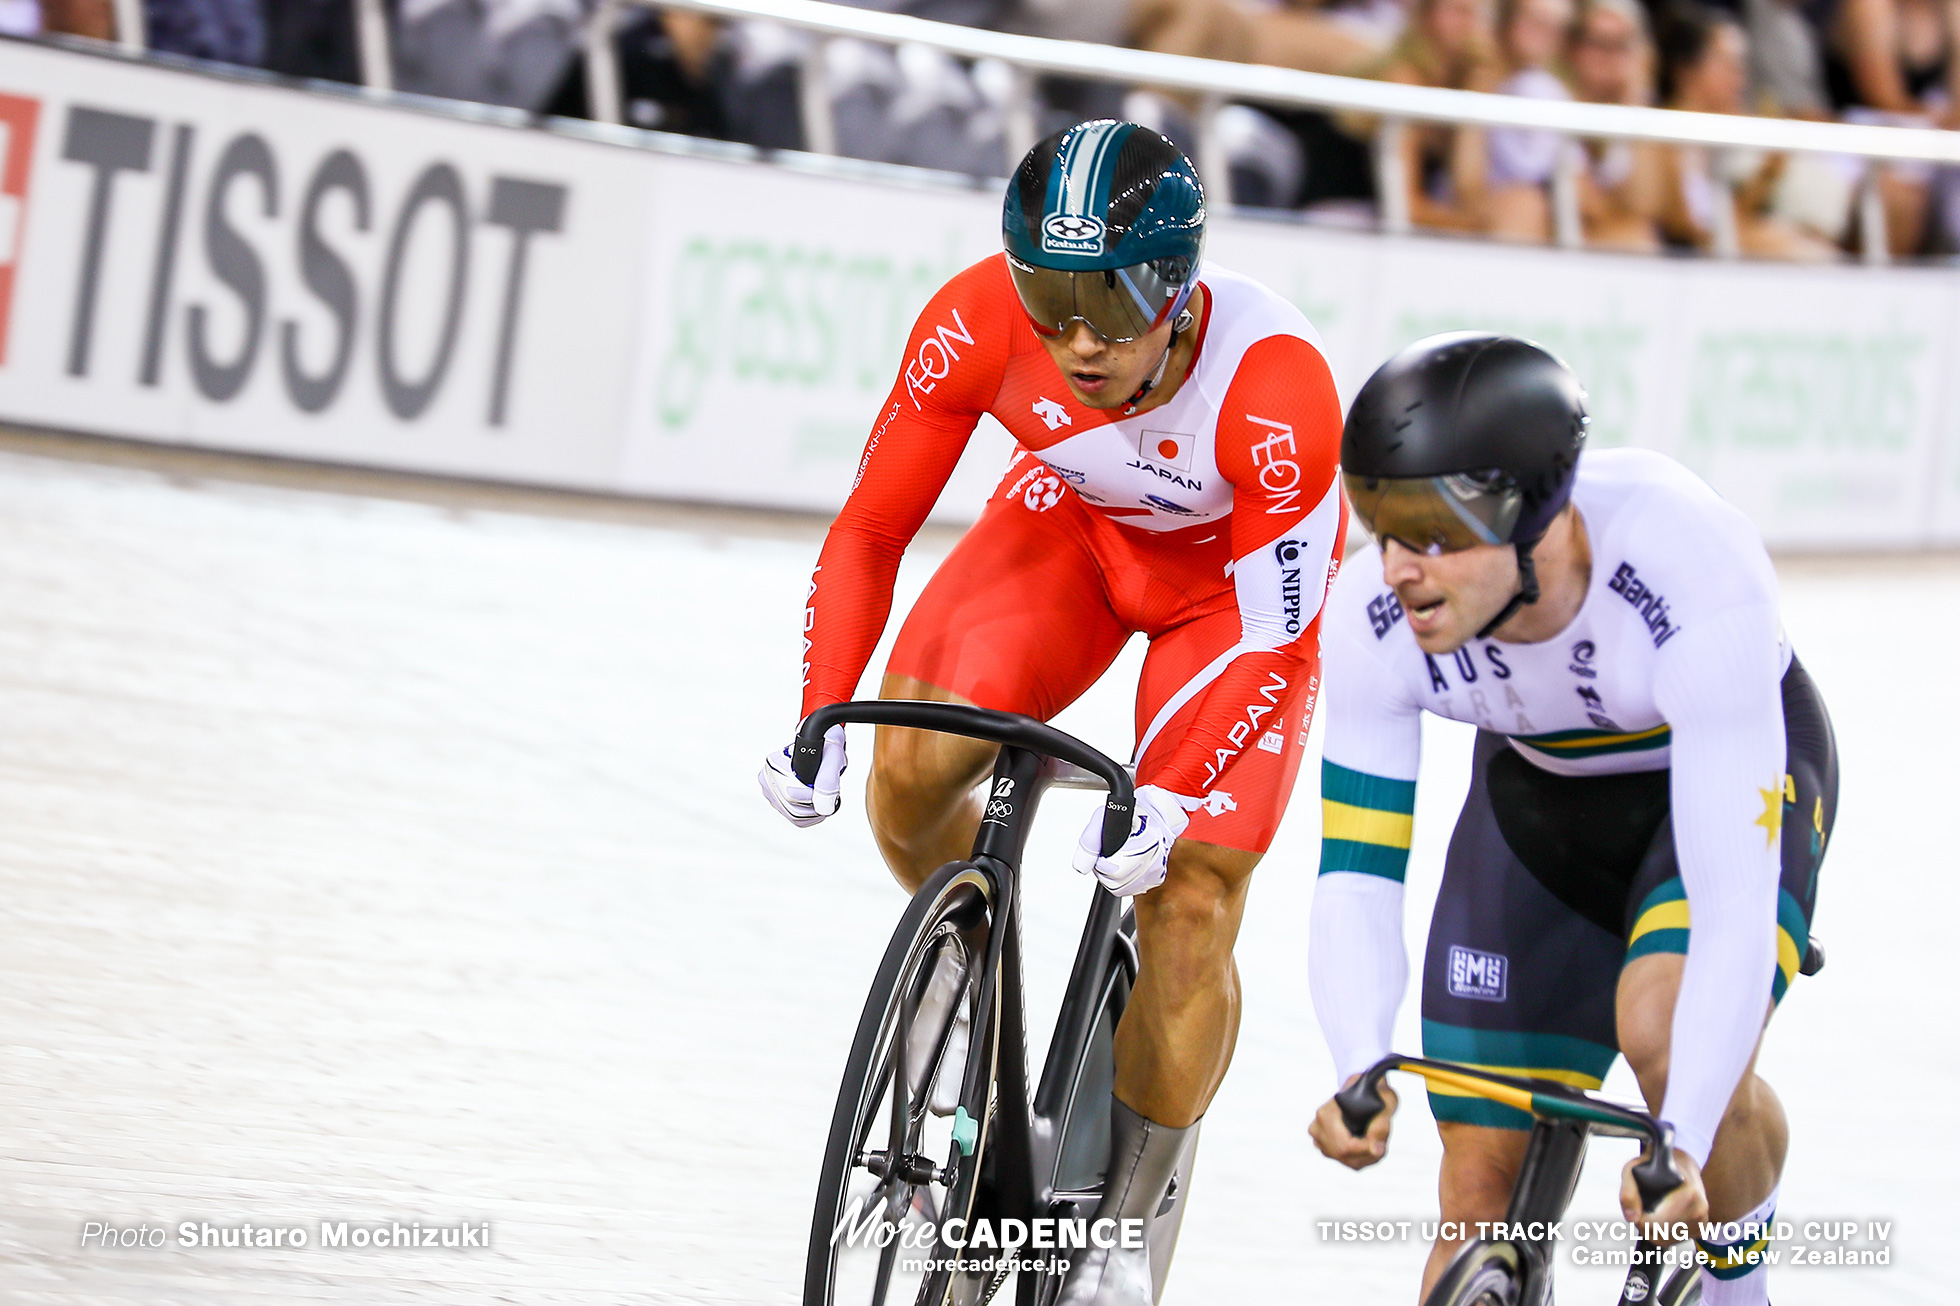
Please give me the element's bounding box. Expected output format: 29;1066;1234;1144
1002;120;1205;345
1343;333;1588;633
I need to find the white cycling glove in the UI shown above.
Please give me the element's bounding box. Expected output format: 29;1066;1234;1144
1071;784;1192;896
758;724;848;827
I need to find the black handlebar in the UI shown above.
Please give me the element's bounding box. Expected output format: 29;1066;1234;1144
1334;1072;1387;1142
1335;1055;1686;1215
1629;1129;1684;1213
795;700;1137;858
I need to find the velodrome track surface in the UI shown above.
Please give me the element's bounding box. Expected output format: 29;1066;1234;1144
0;430;1947;1304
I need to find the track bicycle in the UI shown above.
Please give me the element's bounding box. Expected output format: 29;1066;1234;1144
1334;929;1824;1306
797;700;1198;1306
1337;1056;1707;1306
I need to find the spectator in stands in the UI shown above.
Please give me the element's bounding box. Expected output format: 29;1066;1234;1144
1009;0;1390;75
1654;1;1841;258
1121;0;1385;74
1569;0;1668;247
1483;0;1578;240
38;0;114;39
597;7;734;138
262;0;362;84
395;0;587;111
1741;0;1858;248
1743;0;1830;115
1824;0;1960;252
143;0;264;65
1365;0;1505;232
1826;0;1960;116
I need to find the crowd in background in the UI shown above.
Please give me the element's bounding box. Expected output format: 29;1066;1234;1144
12;0;1960;259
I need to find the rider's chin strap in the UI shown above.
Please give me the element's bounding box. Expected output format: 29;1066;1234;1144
1475;541;1541;640
1122;307;1196;414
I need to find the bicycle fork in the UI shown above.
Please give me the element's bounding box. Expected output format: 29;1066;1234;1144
1506;1117;1589;1306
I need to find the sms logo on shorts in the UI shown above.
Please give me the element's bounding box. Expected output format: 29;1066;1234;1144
0;93;41;367
1447;945;1508;1002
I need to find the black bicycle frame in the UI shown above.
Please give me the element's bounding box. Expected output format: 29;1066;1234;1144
798;702;1141;1306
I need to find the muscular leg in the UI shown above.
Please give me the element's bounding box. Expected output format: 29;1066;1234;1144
1421;1124;1531;1301
1113;840;1258;1128
865;674;998;893
1617;953;1786;1221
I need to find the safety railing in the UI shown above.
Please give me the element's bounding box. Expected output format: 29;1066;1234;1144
100;0;1960;263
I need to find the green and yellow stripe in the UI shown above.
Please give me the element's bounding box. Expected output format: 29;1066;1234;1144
1623;878;1811;1003
1512;723;1672;761
1420;1022;1616;1130
1772;889;1808;1003
1319;761;1416;882
1697;1229;1773;1280
1625;878;1690;966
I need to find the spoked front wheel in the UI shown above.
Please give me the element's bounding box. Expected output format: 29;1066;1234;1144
806;862;1001;1306
1422;1238;1524;1306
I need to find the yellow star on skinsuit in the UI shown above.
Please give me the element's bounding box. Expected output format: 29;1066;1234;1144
1754;785;1784;847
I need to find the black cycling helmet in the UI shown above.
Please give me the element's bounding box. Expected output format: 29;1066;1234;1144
1343;332;1588;635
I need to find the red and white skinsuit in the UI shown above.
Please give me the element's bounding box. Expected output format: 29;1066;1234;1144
800;254;1346;851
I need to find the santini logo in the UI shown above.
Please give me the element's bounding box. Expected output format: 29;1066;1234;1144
1447;945;1508;1002
1040;213;1105;254
1607;563;1681;647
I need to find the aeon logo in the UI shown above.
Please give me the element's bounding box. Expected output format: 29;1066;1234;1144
0;93;41;366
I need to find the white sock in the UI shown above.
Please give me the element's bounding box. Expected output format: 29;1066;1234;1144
1696;1186;1777;1306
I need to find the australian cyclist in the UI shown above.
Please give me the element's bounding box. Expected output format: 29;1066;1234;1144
1305;334;1835;1306
759;121;1345;1306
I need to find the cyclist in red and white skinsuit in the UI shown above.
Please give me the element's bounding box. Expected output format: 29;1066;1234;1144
760;122;1342;1305
800;254;1342;848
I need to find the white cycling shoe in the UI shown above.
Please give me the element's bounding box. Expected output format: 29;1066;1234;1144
1052;1099;1196;1306
905;939;971;1117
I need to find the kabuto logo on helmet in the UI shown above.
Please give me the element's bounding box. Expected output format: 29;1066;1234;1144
1041;213;1105;254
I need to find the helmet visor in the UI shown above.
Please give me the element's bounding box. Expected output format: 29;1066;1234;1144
1343;471;1524;555
1007;255;1191;343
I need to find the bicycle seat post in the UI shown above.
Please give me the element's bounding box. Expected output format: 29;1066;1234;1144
969;744;1053;871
